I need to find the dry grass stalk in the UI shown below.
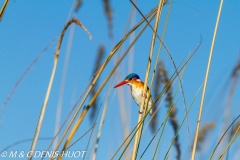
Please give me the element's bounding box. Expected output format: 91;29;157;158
102;0;113;38
83;104;102;160
54;22;76;149
222;59;240;148
0;0;9;21
231;60;240;78
219;124;240;159
92;80;112;160
150;0;172;133
65;124;96;152
196;123;215;150
74;0;82;12
164;85;203;160
232;121;240;136
160;61;181;160
191;0;224;159
90;45;105;121
151;63;162;132
29;18;92;160
131;1;164;159
56;9;158;159
210;115;240;160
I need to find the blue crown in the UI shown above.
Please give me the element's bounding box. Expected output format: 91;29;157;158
124;73;140;80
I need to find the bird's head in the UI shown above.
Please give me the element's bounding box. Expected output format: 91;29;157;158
114;73;141;88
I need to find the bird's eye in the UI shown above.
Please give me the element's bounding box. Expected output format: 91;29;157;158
129;78;132;80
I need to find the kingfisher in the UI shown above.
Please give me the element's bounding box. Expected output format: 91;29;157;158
114;73;153;115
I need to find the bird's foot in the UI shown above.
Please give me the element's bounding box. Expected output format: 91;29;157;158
138;111;143;114
141;93;147;98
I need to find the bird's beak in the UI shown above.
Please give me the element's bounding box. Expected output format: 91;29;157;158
114;80;128;88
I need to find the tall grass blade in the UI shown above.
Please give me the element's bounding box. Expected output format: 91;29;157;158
191;0;224;159
92;81;112;160
90;45;105;121
83;103;102;160
0;0;9;21
153;61;187;160
209;115;240;160
150;0;172;133
131;1;164;159
153;100;179;160
54;23;76;149
164;85;203;160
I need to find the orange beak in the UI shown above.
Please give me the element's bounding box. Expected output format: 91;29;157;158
114;80;128;88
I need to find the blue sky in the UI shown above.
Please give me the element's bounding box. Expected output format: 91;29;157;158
0;0;240;159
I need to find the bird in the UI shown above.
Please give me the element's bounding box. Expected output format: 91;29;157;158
114;73;153;115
